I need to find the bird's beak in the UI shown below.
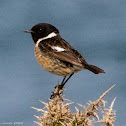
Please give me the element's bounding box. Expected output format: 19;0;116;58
24;29;33;33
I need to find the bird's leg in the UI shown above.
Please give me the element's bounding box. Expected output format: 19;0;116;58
51;77;66;98
50;73;74;99
61;76;66;85
54;76;66;89
59;73;74;90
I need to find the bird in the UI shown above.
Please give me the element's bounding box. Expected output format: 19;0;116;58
24;23;105;97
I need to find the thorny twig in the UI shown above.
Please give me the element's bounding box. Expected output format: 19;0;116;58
32;85;116;126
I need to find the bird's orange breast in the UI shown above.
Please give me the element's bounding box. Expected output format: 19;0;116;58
35;45;75;76
34;43;83;77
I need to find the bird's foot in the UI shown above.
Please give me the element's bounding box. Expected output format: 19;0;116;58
50;84;63;99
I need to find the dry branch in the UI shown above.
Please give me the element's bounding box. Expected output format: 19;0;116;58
32;85;116;126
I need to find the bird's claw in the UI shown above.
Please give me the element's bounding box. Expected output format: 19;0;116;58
50;84;63;99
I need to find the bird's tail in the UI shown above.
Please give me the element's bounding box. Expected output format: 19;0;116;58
85;64;105;74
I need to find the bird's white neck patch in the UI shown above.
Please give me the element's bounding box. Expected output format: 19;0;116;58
36;32;65;52
51;46;65;52
37;32;57;44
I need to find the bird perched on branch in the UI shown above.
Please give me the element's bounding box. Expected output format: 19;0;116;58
24;23;105;98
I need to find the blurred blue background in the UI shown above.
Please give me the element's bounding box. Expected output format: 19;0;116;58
0;0;126;125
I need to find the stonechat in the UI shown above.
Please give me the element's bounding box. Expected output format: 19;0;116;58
24;23;105;97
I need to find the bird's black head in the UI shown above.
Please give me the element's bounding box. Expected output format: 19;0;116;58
24;23;59;43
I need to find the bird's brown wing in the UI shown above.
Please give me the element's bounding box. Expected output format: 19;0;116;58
38;36;88;68
47;51;84;68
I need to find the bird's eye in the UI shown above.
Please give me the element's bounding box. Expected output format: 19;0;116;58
39;28;42;32
38;28;43;33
